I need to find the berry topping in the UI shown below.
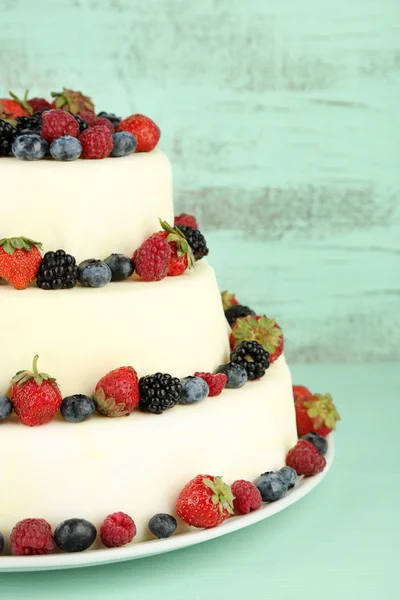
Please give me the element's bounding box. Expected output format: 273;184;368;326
174;213;198;230
94;366;140;416
179;376;209;404
286;439;327;477
0;119;17;156
49;135;82;161
54;518;97;553
0;395;12;421
224;305;255;327
193;372;227;397
51;88;95;115
301;432;329;456
133;235;171;282
230;315;284;363
100;512;136;548
277;466;297;489
0;92;32;119
231;480;262;515
77;259;112;287
0;237;42;290
74;114;89;133
79;125;113;159
139;373;182;414
40;109;79;143
97;111;121;127
15;114;42;134
253;472;287;502
176;475;234;528
10;518;54;556
104;253;134;281
10;355;62;427
295;392;340;437
36;249;78;290
176;225;209;261
215;363;248;389
154;220;195;276
293;385;313;402
61;394;96;423
221;290;240;311
230;340;270;380
148;514;177;539
111;131;137;157
28;97;51;113
12;133;48;160
117;114;160;152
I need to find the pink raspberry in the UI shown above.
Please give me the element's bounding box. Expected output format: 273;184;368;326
10;518;54;555
174;213;198;229
133;235;171;282
286;439;326;477
40;109;79;143
231;480;262;515
100;512;136;548
194;372;227;397
79;110;114;132
79;125;113;159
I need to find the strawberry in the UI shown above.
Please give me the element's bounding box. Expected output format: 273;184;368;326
293;385;312;401
0;91;33;119
295;393;341;437
50;88;95;115
221;290;240;311
10;355;62;426
0;237;42;290
93;366;140;417
176;474;234;528
230;315;284;363
153;220;195;276
117;114;160;152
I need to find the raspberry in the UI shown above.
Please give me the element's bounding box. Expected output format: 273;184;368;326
79;125;113;159
174;213;198;229
79;110;114;132
194;372;227;396
100;512;136;548
40;109;79;143
133;235;171;282
28;97;51;113
286;439;326;477
231;480;262;515
10;518;54;555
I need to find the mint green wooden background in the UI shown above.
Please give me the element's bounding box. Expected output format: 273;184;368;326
1;0;399;362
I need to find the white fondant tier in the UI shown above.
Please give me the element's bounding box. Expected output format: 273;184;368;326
0;261;230;397
0;356;297;551
0;150;173;260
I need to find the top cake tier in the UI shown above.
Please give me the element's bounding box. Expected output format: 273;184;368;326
0;150;173;260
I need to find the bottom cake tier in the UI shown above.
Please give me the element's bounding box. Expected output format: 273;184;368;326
0;356;297;552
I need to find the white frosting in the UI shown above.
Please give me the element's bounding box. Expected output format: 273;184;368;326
0;150;173;260
0;261;230;396
0;356;297;551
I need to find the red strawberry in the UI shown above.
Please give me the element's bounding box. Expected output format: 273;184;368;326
0;237;42;290
0;91;32;119
10;355;62;426
174;213;198;230
194;372;227;397
50;88;95;114
117;114;160;152
293;385;312;401
229;315;284;363
93;366;140;416
133;235;171;282
295;392;340;437
28;97;52;113
221;290;240;311
41;109;80;143
176;474;234;528
153;221;195;276
286;439;326;477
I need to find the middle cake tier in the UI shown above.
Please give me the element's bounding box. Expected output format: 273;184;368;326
0;261;230;396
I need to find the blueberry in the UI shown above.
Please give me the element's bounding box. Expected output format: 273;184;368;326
77;259;112;288
277;466;297;489
215;363;248;389
149;514;177;539
54;518;97;553
302;432;328;456
0;396;12;421
254;472;287;502
179;376;209;404
0;532;4;554
50;135;82;161
61;394;96;423
111;131;137;157
104;253;134;281
12;133;48;160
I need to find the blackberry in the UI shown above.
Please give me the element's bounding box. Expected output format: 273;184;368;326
230;340;270;380
74;114;88;133
0;119;17;156
224;305;255;327
36;249;78;290
15;114;42;134
139;373;182;414
97;111;121;128
177;225;209;261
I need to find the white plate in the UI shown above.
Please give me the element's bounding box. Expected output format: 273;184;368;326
0;437;334;572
